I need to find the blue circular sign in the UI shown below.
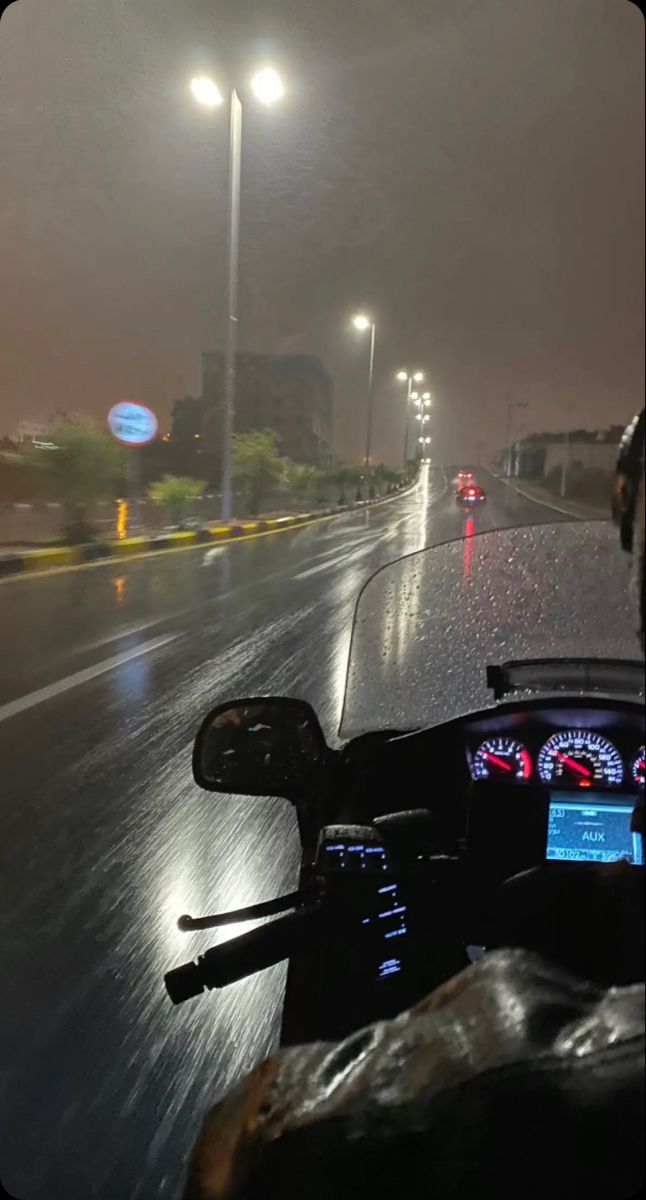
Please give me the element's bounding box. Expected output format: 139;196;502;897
108;402;158;446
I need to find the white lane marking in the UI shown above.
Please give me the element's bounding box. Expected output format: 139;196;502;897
0;635;177;724
293;517;418;579
294;547;372;579
78;617;166;653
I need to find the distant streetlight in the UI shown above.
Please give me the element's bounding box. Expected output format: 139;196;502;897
190;66;285;521
352;314;376;464
397;370;425;464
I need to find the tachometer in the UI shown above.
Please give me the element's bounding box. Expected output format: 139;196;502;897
472;737;532;782
631;747;645;789
538;730;623;788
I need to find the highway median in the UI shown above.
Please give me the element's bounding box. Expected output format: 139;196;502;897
0;480;424;582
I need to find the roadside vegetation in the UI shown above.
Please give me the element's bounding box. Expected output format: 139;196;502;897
1;418;417;545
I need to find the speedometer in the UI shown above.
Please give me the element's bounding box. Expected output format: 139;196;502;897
472;737;532;782
538;730;623;788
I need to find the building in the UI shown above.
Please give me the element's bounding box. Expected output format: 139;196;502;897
12;420;48;445
510;426;624;479
201;352;334;467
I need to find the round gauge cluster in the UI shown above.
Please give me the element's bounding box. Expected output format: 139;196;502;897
471;730;645;789
537;730;623;788
472;737;532;782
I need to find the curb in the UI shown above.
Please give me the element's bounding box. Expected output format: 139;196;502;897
0;483;422;582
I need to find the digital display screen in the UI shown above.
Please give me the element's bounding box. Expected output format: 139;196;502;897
547;792;643;864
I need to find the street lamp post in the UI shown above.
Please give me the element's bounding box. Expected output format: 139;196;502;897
352;315;376;466
401;374;413;464
221;89;242;525
397;370;424;465
190;69;285;522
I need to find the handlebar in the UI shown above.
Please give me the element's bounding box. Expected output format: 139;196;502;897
165;904;323;1005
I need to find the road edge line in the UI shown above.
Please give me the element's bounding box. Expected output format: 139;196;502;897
493;473;607;520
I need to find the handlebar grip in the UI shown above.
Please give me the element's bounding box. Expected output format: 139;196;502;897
165;905;322;1005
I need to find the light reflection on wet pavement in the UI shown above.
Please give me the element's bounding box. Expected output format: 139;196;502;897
0;469;579;1199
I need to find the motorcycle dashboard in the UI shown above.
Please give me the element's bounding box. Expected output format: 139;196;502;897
350;696;644;857
461;699;644;794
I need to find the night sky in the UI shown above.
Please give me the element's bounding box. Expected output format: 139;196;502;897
0;0;643;464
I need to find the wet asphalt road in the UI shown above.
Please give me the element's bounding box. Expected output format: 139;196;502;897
0;467;573;1200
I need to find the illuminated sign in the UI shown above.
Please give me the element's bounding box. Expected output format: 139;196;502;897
108;402;158;446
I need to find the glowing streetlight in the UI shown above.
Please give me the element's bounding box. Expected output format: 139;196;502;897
250;67;285;105
189;66;286;521
190;76;224;107
422;392;431;402
397;369;426;464
351;314;376;464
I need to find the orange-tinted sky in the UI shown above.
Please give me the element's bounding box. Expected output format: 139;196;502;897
0;0;643;463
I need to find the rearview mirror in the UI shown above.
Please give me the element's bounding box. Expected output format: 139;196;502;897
193;696;328;799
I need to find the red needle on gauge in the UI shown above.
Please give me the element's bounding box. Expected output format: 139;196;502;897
485;752;513;772
556;752;591;778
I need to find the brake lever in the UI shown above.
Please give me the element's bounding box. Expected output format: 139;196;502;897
177;878;325;931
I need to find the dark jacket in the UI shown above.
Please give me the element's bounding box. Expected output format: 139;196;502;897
183;949;644;1200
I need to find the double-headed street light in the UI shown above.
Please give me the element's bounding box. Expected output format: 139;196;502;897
352;314;377;465
415;411;430;458
397;370;425;464
190;67;285;521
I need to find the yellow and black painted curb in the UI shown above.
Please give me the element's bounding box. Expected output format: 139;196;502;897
0;487;418;581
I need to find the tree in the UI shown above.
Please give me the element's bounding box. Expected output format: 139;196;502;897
283;461;323;506
148;474;207;527
25;415;124;542
372;464;399;495
232;430;285;515
326;465;352;504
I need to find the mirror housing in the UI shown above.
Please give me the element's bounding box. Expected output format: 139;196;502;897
193;696;329;800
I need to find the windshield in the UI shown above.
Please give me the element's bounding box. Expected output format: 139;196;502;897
340;520;639;738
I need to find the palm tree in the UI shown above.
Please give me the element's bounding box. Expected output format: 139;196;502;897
283;462;321;507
